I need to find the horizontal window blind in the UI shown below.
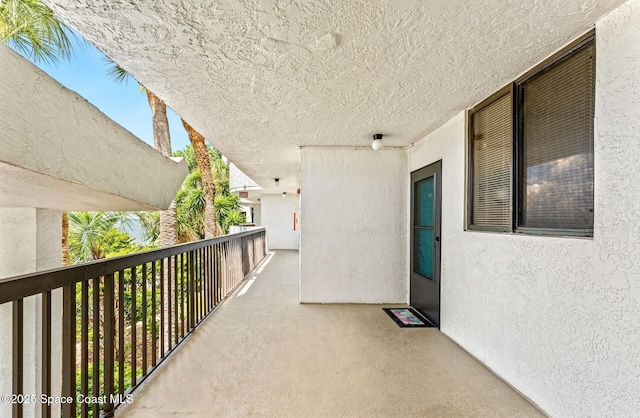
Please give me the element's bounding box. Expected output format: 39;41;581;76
519;40;595;230
471;93;512;229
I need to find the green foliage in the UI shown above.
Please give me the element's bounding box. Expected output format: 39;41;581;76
173;144;221;173
103;57;131;84
215;194;244;234
136;144;244;241
101;228;139;257
135;211;160;247
75;357;132;417
68;212;137;263
175;171;206;241
0;0;75;64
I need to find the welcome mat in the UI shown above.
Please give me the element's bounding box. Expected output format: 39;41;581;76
383;308;435;328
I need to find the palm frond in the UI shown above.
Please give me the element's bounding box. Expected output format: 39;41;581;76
0;0;75;64
135;211;160;245
67;211;133;262
102;56;132;84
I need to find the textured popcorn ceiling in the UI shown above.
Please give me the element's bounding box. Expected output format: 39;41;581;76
46;0;625;193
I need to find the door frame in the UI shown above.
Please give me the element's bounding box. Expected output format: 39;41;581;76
410;160;442;328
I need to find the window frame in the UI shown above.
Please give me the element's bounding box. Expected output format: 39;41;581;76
466;31;595;238
466;85;514;233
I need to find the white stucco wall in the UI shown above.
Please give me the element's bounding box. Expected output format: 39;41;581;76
300;149;408;303
0;209;63;417
407;2;640;415
260;194;299;250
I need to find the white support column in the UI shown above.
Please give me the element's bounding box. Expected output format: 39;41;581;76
0;208;62;417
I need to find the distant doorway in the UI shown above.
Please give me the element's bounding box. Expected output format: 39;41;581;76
410;161;442;328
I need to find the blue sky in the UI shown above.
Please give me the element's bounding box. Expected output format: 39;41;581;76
31;37;191;152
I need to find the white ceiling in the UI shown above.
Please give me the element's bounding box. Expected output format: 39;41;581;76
46;0;626;195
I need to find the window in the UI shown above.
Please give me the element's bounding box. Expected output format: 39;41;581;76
469;91;512;231
467;34;595;236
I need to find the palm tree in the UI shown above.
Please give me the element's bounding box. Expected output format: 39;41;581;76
61;212;70;264
67;211;137;364
106;62;180;354
181;119;219;237
67;211;132;262
215;194;244;234
108;61;220;239
175;171;206;242
106;61;178;248
0;0;74;64
174;168;243;238
135;211;160;246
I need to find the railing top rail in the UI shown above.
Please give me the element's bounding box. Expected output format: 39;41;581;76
0;227;266;305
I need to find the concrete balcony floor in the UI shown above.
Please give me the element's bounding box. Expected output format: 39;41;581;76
117;250;544;418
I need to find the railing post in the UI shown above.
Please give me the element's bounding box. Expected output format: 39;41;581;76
141;264;148;375
41;291;52;418
118;271;125;397
12;299;23;418
189;251;195;330
173;255;178;344
160;260;165;357
91;277;100;418
242;236;250;276
61;285;76;418
131;266;137;386
151;261;157;367
102;273;115;417
81;281;89;418
178;253;182;338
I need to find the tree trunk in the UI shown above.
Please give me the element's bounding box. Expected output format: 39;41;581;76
146;89;178;247
181;119;218;238
159;200;178;247
61;212;70;265
146;89;176;350
146;90;172;158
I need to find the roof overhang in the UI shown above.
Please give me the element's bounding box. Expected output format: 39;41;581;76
44;0;627;194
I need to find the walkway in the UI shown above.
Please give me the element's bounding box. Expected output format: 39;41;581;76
117;250;544;418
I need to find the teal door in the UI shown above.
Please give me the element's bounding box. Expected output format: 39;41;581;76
410;161;442;327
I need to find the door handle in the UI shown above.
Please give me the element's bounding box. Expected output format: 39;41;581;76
435;236;440;242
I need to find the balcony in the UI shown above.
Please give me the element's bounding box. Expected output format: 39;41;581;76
116;250;543;418
3;1;639;414
0;229;267;418
0;229;544;417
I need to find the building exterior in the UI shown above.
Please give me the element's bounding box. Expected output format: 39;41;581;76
0;42;188;417
3;0;640;415
230;163;301;249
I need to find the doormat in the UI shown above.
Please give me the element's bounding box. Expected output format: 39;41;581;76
383;308;435;328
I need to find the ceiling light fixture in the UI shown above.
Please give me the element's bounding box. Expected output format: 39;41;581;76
282;192;287;198
372;133;383;151
274;178;280;186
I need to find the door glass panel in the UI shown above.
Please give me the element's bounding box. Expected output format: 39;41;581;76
415;177;434;227
414;228;434;280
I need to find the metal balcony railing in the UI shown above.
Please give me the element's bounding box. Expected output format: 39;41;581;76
0;228;268;418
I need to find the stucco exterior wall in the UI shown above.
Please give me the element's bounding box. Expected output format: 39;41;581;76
407;2;640;415
0;209;63;417
260;194;299;250
300;149;408;303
